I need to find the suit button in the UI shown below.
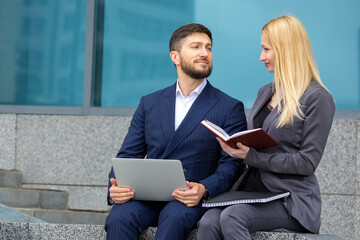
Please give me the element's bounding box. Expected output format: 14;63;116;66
183;168;187;174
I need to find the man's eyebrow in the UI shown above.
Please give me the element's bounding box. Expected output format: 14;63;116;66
189;41;212;46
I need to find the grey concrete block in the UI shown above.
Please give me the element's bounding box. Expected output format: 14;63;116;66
140;227;157;240
15;208;36;217
0;203;44;223
295;234;346;240
34;209;108;225
320;194;355;240
40;190;69;210
316;119;357;195
139;227;198;240
251;231;295;240
355;196;360;239
24;184;110;211
36;223;107;240
0;222;106;240
0;188;40;208
0;169;22;188
139;228;345;240
16;115;131;185
139;228;198;240
0;114;16;170
356;120;360;195
0;223;345;240
0;222;32;240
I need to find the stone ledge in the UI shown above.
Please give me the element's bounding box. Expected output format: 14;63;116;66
16;208;108;225
0;223;345;240
0;187;69;210
0;169;22;188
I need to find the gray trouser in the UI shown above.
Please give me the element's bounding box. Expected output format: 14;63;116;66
197;199;307;240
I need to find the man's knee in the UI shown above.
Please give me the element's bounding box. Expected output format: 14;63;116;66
158;202;203;229
106;202;147;229
105;204;130;228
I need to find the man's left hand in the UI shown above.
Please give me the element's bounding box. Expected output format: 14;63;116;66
172;181;206;207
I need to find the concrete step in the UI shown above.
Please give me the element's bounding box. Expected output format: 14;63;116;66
0;187;69;210
0;169;22;188
0;203;44;223
0;223;346;240
16;208;108;225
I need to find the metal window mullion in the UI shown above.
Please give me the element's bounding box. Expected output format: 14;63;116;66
82;0;97;114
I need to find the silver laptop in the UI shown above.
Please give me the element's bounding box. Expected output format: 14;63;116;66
111;158;188;201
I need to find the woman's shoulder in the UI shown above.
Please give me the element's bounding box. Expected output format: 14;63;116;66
301;81;335;111
303;81;333;101
257;82;273;95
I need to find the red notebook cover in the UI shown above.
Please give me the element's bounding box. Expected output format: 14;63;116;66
201;120;279;150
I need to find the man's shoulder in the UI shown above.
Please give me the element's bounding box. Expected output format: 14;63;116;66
143;85;176;98
209;84;242;105
140;84;175;102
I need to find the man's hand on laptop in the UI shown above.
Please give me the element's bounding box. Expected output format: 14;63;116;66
172;181;206;207
109;178;134;204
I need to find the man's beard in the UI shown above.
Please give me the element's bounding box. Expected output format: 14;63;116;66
180;58;212;79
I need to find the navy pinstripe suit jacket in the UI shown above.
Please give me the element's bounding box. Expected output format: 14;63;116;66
107;81;247;204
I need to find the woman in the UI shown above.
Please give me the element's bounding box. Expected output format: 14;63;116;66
197;15;335;239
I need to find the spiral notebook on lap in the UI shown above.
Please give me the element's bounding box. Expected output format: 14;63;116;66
111;158;188;201
202;191;290;207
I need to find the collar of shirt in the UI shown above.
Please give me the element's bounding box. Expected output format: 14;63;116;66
175;79;207;100
174;79;207;130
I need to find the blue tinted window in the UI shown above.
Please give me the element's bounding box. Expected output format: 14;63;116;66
97;0;360;110
0;0;86;106
96;0;193;107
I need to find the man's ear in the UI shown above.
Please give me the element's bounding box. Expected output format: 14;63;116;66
170;51;180;66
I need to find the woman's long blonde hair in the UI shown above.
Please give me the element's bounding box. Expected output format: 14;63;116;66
262;15;327;127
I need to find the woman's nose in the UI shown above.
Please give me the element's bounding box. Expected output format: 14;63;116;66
259;52;265;61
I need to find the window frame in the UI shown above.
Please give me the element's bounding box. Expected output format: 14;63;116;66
0;0;135;116
0;0;355;118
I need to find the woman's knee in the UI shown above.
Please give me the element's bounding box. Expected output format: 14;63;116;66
198;211;220;230
219;206;249;233
197;209;223;240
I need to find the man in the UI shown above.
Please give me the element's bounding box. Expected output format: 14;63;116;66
105;23;247;240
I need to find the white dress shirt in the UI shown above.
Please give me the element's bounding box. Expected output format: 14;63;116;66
175;79;207;130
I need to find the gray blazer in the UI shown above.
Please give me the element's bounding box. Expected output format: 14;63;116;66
231;81;335;233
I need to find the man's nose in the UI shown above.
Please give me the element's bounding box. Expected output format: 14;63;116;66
200;47;209;57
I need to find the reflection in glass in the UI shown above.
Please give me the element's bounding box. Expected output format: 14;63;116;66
95;0;193;107
0;0;86;106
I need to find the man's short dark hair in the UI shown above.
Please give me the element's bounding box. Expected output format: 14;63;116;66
169;23;212;52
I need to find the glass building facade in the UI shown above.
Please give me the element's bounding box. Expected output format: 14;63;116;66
0;0;86;106
0;0;359;113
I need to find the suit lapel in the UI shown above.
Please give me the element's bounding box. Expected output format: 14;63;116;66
161;82;219;159
262;105;280;132
248;84;278;131
158;83;176;143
